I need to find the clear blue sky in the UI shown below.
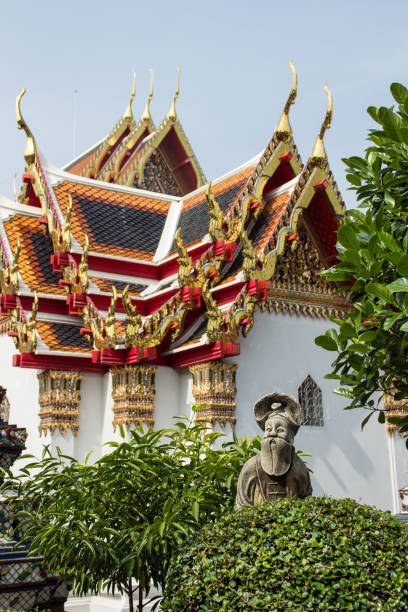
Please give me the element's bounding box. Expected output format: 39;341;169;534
0;1;407;204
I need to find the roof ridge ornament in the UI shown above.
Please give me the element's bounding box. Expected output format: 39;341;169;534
141;69;154;123
206;182;225;242
16;88;36;164
167;67;180;122
310;84;333;167
275;61;297;142
122;71;136;122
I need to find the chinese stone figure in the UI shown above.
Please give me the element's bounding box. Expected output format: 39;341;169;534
235;393;312;510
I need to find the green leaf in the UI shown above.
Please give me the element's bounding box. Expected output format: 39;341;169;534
397;256;408;276
337;224;360;250
381;109;403;141
361;411;374;431
340;323;356;339
387;278;408;293
365;283;393;303
346;343;371;353
191;501;199;522
346;174;361;186
390;82;408;105
367;106;380;124
384;313;404;330
315;334;338;351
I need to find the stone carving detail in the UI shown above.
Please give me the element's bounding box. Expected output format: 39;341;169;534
298;375;324;426
111;364;157;430
235;393;312;510
190;361;238;428
137;149;182;196
0;386;10;424
37;370;82;437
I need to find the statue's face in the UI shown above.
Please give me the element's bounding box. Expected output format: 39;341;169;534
264;415;294;445
261;415;294;477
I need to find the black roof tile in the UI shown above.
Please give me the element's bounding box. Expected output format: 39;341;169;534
110;280;147;293
177;182;245;246
77;198;167;254
28;232;61;286
52;323;92;349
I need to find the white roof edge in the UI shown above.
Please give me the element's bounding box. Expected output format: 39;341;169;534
0;194;42;218
45;161;181;203
36;312;82;325
179;151;263;204
153;200;182;262
62;136;105;170
266;174;299;199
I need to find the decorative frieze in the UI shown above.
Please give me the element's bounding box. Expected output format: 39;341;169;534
190;361;238;428
37;370;82;437
111;365;157;430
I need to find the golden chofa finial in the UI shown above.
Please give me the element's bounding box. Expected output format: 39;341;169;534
310;84;333;167
275;61;298;142
16;88;36;164
123;71;136;122
167;67;180;122
142;69;154;123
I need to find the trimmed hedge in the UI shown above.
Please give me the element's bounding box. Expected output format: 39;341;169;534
162;497;408;611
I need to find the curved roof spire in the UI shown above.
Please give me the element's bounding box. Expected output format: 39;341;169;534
122;71;136;122
275;61;297;141
142;69;154;123
310;84;333;166
16;88;36;163
167;67;180;122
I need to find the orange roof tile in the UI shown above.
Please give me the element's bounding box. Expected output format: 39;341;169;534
3;215;65;296
89;276;146;296
182;166;255;212
219;191;291;285
53;181;171;261
37;321;92;354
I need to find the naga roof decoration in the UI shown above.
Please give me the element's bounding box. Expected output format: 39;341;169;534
65;69;206;197
0;65;347;372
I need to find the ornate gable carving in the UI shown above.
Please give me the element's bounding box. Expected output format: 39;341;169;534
261;218;347;318
137;149;181;196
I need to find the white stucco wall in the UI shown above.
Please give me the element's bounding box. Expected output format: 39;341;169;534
155;365;182;429
228;310;393;511
0;307;398;512
0;334;45;460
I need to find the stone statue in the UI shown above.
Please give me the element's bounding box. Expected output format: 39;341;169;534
235;393;312;510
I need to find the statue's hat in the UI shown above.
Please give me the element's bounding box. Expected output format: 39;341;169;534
254;393;302;431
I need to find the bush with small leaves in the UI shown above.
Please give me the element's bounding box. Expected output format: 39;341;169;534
162;497;408;611
5;413;260;611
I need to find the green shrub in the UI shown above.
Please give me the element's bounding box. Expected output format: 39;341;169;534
162;497;408;611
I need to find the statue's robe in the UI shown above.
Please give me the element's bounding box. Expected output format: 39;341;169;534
235;448;312;510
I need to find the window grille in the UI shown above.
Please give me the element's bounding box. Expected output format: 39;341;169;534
298;375;324;426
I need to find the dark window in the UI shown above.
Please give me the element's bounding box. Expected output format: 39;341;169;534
298;375;324;426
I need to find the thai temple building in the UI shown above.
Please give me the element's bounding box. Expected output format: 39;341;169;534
0;63;406;566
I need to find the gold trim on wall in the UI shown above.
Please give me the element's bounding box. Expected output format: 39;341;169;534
37;370;82;436
190;361;238;429
111;364;157;430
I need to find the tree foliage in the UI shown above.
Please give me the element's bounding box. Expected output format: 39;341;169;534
162;497;408;611
4;413;260;611
315;82;408;441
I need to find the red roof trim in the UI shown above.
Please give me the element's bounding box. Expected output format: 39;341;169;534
168;341;240;369
13;353;107;373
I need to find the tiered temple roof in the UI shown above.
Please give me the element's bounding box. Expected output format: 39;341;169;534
0;65;348;373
